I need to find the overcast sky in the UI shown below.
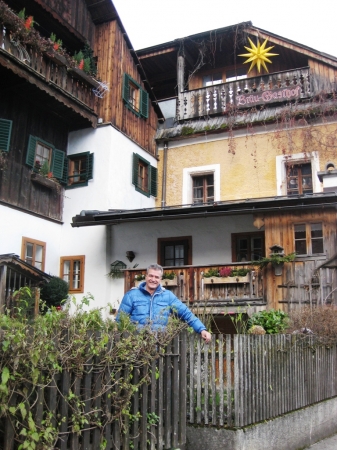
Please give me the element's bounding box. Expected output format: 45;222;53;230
112;0;336;57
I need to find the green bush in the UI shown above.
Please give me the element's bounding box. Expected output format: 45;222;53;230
248;309;289;334
40;276;69;307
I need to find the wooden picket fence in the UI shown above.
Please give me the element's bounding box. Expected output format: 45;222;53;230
0;333;187;450
2;332;337;449
187;333;337;427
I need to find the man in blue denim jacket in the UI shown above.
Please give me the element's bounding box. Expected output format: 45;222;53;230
116;264;211;343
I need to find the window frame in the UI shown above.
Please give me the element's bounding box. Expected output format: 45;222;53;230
122;74;149;119
294;222;324;256
60;255;85;294
26;135;65;181
132;153;157;197
63;152;94;188
183;164;220;205
21;237;46;271
192;174;214;204
286;162;313;196
231;232;265;262
158;236;192;266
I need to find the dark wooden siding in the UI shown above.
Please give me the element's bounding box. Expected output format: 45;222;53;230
95;21;158;157
0;93;68;221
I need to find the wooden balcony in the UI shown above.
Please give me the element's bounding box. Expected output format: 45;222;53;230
124;264;265;311
177;67;313;120
0;25;98;124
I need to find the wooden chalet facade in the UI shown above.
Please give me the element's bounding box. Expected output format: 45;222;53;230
0;0;160;312
72;22;337;324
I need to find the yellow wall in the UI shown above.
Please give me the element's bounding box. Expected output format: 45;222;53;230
156;121;337;206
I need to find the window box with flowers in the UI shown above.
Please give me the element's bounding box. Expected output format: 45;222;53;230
203;267;251;284
31;160;61;192
162;271;178;286
134;274;145;287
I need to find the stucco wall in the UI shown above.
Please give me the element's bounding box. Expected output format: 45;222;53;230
157;121;337;207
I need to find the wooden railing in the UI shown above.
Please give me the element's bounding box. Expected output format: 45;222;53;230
124;264;265;307
0;25;98;111
177;67;312;119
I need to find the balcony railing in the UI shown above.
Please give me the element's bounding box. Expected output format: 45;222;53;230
0;25;98;112
177;67;311;120
124;264;265;308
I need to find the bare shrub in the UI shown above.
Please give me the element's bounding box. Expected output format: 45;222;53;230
287;305;337;345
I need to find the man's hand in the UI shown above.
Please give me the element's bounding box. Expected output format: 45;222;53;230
200;330;212;343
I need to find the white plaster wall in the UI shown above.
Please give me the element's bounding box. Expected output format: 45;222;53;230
1;206;62;276
62;124;157;313
107;213;257;303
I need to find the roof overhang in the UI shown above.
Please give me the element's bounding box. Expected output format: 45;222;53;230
72;192;337;228
0;254;52;283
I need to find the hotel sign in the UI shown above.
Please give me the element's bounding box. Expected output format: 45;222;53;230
236;85;302;108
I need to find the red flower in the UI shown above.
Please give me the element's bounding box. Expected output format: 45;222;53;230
78;59;84;70
47;172;53;178
24;16;34;30
53;43;60;51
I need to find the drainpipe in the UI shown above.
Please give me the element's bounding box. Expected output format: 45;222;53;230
161;141;168;208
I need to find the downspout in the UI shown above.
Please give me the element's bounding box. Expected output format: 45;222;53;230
161;141;168;207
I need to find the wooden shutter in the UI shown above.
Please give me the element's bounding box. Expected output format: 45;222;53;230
150;165;158;197
26;135;37;167
0;119;12;152
60;157;69;185
87;153;94;180
132;153;139;187
122;73;131;103
140;89;149;119
51;148;65;179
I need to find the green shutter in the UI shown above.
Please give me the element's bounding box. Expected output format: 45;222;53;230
26;135;37;167
60;157;69;185
51;148;65;179
150;165;158;197
87;153;94;180
0;119;12;153
122;73;131;103
132;153;139;187
140;89;149;119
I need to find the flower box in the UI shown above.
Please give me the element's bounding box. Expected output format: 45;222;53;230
69;67;100;88
203;275;250;284
44;50;68;66
31;172;59;190
161;276;178;287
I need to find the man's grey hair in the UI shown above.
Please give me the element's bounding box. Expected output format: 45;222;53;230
146;264;163;275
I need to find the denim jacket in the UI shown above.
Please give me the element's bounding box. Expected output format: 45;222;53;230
116;282;206;333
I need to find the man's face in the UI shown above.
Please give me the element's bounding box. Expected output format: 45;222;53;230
145;269;162;293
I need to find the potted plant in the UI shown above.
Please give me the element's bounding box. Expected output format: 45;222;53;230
255;249;296;276
134;273;145;286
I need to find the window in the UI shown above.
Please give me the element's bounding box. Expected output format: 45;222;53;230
294;223;324;255
21;237;46;271
226;68;247;82
122;74;149;118
0;118;13;152
132;153;157;197
192;174;214;204
26;135;65;181
203;73;222;87
182;164;220;205
231;233;265;262
287;163;313;195
60;256;85;293
63;152;94;188
158;237;192;266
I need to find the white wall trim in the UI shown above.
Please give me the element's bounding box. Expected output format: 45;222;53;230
276;152;321;196
182;164;220;204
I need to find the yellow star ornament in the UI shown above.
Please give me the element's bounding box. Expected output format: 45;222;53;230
239;37;278;73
